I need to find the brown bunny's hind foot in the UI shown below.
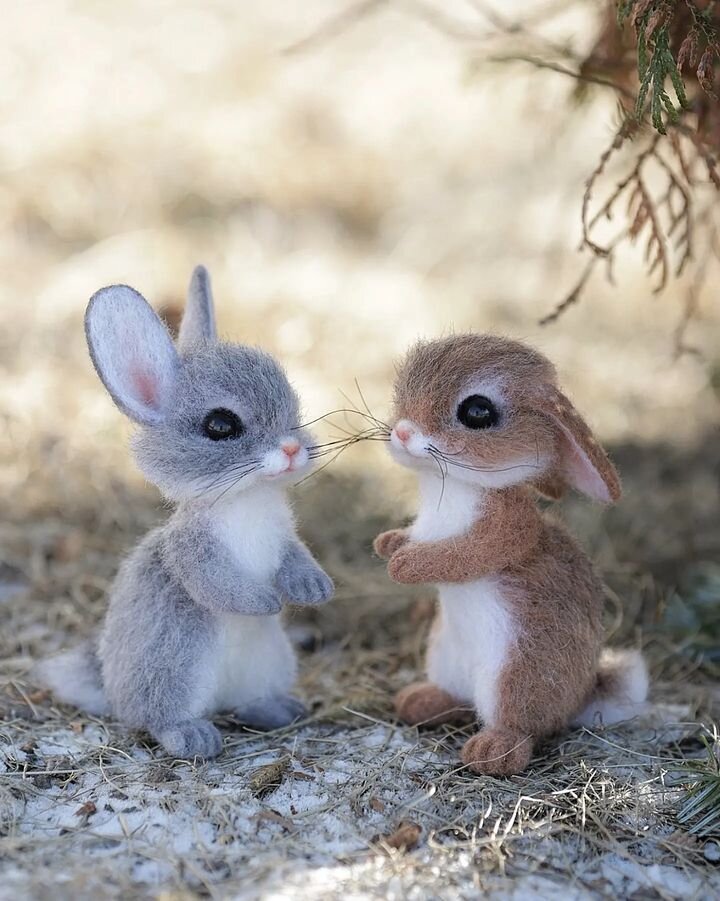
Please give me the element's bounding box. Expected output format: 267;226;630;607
395;681;473;726
461;728;533;776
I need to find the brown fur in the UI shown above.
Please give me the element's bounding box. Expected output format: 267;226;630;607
532;472;566;500
393;334;619;504
379;334;634;776
373;528;409;559
395;681;474;726
384;489;541;584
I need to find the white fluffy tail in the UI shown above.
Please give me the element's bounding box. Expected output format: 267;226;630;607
574;648;649;727
33;642;109;716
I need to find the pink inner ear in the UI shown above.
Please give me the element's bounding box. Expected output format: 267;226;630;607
131;367;160;410
556;423;612;503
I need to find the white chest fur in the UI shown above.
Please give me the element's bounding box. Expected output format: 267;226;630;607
198;486;298;713
409;473;482;542
410;474;517;725
211;485;294;579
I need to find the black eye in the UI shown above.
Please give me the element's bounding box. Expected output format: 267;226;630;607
457;395;500;430
202;409;244;441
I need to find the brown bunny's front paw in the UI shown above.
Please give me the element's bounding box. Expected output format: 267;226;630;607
373;529;409;559
395;682;473;726
387;545;428;584
461;728;533;776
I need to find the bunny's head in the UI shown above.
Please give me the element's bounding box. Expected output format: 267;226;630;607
85;266;313;502
389;334;621;503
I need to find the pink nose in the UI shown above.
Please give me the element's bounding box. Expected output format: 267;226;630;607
394;424;414;444
281;440;301;458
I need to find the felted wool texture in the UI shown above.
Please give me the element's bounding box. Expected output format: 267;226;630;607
85;285;180;426
394;681;474;727
373;528;410;559
461;727;534;776
381;333;644;776
132;340;306;503
386;488;541;584
575;647;649;726
537;385;622;503
392;332;620;502
178;264;217;350
36;266;334;760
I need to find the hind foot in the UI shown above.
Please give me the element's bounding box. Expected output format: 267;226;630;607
395;681;473;726
461;728;533;776
238;694;307;730
155;718;223;759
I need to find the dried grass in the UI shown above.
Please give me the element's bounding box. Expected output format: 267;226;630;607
1;442;719;899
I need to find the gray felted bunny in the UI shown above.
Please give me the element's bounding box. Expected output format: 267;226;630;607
35;266;334;759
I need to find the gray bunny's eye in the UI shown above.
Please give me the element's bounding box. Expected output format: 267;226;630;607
203;409;244;441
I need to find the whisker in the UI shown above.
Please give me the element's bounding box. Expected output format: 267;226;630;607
325;418;391;440
201;459;261;493
428;448;447;510
307;427;383;452
208;465;262;507
295;440;361;487
354;377;391;430
427;444;542;474
291;408;387;431
205;462;262;491
307;430;390;462
338;387;391;432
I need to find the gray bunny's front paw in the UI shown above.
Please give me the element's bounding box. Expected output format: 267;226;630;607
278;564;334;606
156;718;223;759
232;584;283;615
238;695;307;730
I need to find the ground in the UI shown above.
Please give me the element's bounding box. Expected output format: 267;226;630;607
1;1;719;899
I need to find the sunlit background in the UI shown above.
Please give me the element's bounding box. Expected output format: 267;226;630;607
2;0;718;601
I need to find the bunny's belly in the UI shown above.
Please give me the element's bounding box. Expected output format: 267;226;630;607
427;578;518;726
206;613;297;714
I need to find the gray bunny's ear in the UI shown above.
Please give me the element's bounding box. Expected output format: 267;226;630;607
178;265;217;350
85;285;180;425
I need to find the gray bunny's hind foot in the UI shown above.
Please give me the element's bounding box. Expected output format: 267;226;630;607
238;695;307;730
155;718;223;759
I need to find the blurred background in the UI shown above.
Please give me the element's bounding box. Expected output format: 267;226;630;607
1;0;719;693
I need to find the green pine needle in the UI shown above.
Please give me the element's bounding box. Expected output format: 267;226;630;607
676;729;720;836
619;1;716;134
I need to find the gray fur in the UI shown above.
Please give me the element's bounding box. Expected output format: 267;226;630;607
162;516;283;615
99;529;218;736
85;285;179;426
158;719;223;758
131;341;305;501
178;265;217;351
277;541;334;605
239;695;307;730
37;266;334;760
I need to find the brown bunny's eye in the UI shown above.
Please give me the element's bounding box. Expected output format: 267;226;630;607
457;395;500;430
203;409;244;440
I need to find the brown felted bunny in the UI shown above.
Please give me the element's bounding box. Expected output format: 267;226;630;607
374;334;647;776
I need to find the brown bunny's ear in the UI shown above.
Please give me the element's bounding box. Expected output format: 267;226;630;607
543;386;621;504
532;472;566;501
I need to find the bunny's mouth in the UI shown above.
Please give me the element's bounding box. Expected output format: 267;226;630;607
388;419;434;467
262;442;311;479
